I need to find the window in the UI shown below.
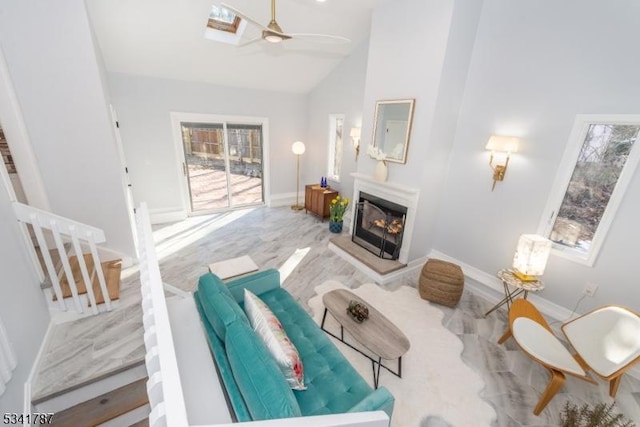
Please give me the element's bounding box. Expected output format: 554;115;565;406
207;5;241;34
539;115;640;265
327;114;344;182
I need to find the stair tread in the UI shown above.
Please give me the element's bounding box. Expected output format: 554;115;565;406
90;260;122;306
48;378;148;427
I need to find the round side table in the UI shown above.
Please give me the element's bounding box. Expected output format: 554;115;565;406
484;269;545;317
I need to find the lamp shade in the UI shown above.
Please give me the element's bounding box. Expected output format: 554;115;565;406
350;127;361;139
291;141;306;155
512;234;552;277
486;136;519;153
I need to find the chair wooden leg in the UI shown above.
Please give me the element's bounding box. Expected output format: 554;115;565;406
498;328;512;344
610;375;623;397
534;370;566;416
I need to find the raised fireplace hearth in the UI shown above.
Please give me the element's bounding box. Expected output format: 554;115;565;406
352;192;407;260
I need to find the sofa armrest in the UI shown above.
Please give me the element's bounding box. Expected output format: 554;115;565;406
347;386;394;419
225;269;281;303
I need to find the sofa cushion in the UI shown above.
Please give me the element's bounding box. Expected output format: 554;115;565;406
244;289;306;390
199;282;248;341
199;272;235;299
257;288;374;416
225;320;302;420
193;292;252;422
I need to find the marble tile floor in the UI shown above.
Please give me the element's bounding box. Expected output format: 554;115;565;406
32;206;640;425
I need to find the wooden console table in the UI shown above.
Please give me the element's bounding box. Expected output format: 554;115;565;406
304;185;338;221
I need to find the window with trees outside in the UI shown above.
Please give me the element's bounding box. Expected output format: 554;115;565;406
327;114;345;182
539;115;640;266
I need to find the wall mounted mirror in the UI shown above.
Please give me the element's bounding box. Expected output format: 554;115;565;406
372;99;415;164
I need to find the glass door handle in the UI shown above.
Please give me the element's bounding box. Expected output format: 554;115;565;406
183;162;187;176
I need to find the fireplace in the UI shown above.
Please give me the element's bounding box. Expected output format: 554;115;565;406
352;192;407;260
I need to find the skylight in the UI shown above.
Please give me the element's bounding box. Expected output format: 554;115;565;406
207;5;241;34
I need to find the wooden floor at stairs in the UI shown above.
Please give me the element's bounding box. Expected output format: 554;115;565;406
50;378;148;426
50;254;122;306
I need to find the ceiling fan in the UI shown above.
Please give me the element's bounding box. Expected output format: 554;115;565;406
221;0;351;46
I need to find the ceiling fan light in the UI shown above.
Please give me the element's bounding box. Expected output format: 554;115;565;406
264;33;283;43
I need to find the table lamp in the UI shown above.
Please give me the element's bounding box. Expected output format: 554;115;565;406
512;234;552;281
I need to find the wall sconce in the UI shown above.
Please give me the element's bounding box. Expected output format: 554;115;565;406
350;127;361;159
512;234;552;281
485;135;519;191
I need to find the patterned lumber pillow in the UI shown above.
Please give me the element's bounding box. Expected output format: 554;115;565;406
243;289;306;390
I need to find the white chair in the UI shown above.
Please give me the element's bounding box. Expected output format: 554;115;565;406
562;305;640;398
499;300;640;415
498;299;596;415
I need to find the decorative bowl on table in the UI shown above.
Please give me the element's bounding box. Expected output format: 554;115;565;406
347;300;369;323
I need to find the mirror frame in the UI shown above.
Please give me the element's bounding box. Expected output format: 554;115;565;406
372;99;415;164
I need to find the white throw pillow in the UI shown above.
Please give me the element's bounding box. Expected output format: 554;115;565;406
243;289;306;390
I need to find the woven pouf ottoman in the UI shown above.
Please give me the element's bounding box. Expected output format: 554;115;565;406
419;259;464;307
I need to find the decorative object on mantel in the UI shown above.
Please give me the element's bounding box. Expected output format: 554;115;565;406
485;135;519;191
291;141;306;211
328;195;349;233
368;145;388;183
372;99;415;164
346;300;369;323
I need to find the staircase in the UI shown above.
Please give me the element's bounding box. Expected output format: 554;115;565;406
13;201;121;316
14;202;144;424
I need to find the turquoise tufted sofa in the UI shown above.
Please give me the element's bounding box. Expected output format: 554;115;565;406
193;268;395;422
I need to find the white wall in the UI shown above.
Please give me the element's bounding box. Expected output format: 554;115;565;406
434;0;640;312
359;0;483;261
0;0;136;258
107;73;308;216
0;184;50;413
306;41;370;201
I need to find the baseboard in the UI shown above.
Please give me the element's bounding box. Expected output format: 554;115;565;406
268;192;297;208
427;249;640;381
148;208;187;224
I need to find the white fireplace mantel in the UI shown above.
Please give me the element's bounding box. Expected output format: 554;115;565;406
350;173;420;197
348;173;421;264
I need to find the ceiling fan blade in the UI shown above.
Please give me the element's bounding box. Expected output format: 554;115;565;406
288;33;351;44
221;3;271;33
238;37;264;48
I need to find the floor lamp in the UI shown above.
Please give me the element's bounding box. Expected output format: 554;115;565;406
291;141;306;211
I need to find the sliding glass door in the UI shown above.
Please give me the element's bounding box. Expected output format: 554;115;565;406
180;121;264;213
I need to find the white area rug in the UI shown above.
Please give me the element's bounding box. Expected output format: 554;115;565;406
308;281;496;427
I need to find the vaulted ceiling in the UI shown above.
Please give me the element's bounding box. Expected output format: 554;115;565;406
86;0;379;93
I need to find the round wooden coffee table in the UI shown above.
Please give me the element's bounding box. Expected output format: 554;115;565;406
321;289;410;388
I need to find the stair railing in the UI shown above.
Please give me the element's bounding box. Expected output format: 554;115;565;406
137;202;189;427
12;202;111;315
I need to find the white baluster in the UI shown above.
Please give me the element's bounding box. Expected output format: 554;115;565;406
88;237;111;311
30;214;66;310
70;227;99;314
50;221;83;313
